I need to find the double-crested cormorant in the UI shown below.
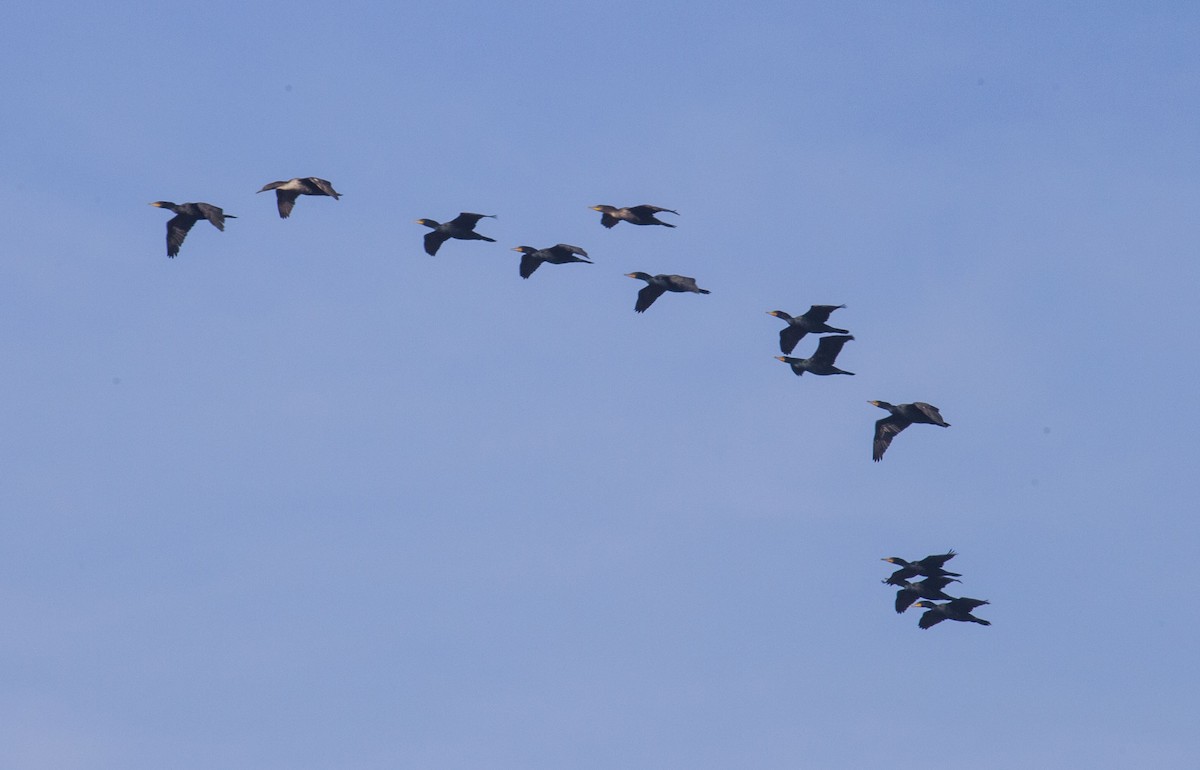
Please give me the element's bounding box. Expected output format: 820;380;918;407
590;204;678;228
882;550;961;585
625;272;710;313
511;244;592;278
150;201;236;258
870;401;950;461
257;177;341;218
767;305;849;354
893;576;961;614
912;598;991;629
774;335;855;376
415;212;496;256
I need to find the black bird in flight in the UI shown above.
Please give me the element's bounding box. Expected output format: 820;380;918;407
774;335;855;376
415;212;496;256
625;272;710;313
870;401;950;461
893;576;961;614
257;177;341;218
881;550;961;585
512;244;592;278
590;204;678;228
767;305;849;354
912;598;991;629
150;201;235;258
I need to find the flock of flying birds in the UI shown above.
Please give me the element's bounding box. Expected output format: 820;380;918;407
153;179;984;628
149;177;953;466
882;550;991;629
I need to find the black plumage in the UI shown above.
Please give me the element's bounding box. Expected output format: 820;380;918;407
625;272;710;313
149;201;236;258
870;401;951;461
882;551;961;585
893;577;961;614
767;305;849;354
415;212;496;256
512;244;591;278
590;204;678;228
912;598;991;629
257;177;341;218
774;335;855;376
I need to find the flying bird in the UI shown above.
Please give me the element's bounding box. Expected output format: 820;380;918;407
893;576;961;614
415;212;496;256
767;305;849;354
590;204;678;228
512;244;592;278
257;177;341;218
774;335;855;376
870;401;951;461
625;272;710;313
912;598;991;629
149;201;236;258
882;551;961;585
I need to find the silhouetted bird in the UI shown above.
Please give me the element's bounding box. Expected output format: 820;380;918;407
893;576;961;614
912;599;991;629
512;244;591;278
590;204;678;228
415;212;496;255
870;401;951;461
149;201;236;258
257;177;340;218
767;305;849;354
625;272;710;313
774;335;855;376
882;551;961;585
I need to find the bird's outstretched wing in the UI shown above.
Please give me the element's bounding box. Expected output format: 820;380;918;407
275;190;300;219
918;608;947;629
779;325;806;354
195;203;229;230
424;230;450;256
913;402;949;426
519;254;542;278
803;304;845;324
629;205;678;216
918;551;957;569
308;177;340;198
165;215;195;258
873;416;910;461
550;244;587;258
449;212;492;228
811;334;853;367
635;285;667;313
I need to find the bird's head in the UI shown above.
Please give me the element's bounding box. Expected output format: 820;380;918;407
625;272;651;281
414;218;437;228
511;246;535;254
149;201;175;209
591;205;614;212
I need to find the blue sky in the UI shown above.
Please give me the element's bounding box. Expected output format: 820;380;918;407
3;2;1198;768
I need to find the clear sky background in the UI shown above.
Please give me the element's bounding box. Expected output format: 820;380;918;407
3;2;1198;768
